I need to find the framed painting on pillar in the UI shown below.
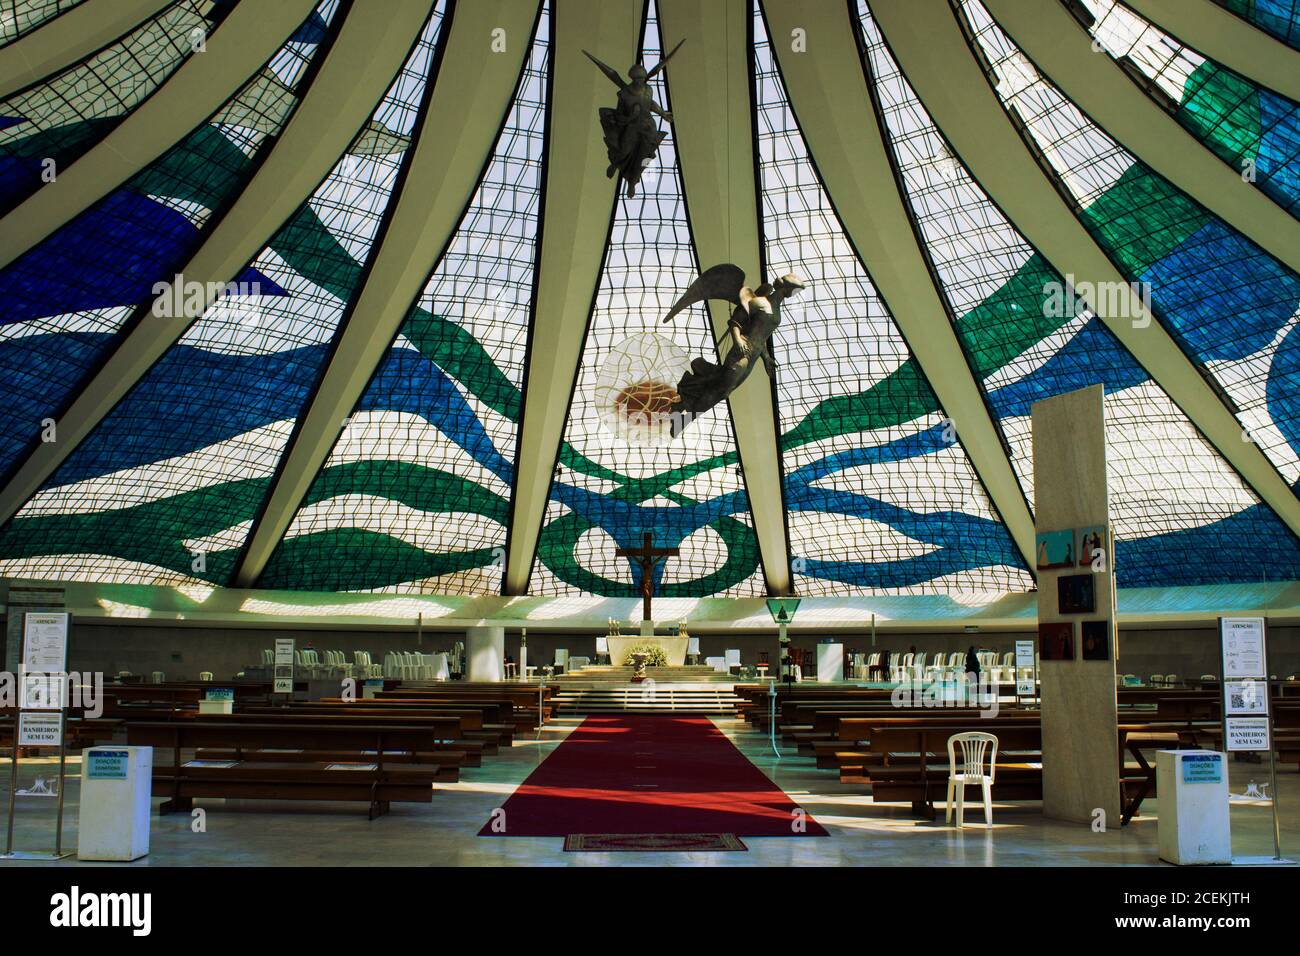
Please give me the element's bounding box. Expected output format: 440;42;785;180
1038;622;1074;661
1034;529;1075;569
1081;620;1110;661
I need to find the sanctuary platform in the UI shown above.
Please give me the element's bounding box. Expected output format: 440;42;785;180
549;664;745;713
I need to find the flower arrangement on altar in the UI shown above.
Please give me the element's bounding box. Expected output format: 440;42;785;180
623;642;669;667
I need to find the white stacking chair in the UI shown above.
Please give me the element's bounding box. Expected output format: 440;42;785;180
554;649;569;673
946;731;998;828
911;652;926;681
199;672;214;682
725;649;742;672
151;671;165;684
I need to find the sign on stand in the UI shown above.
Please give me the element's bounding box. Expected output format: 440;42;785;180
3;611;72;861
1217;617;1285;863
17;713;63;748
1014;639;1037;704
274;638;295;694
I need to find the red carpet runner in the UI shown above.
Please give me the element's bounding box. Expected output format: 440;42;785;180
479;715;827;837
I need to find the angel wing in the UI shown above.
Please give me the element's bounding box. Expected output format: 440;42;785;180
583;50;626;89
662;263;747;324
647;38;685;79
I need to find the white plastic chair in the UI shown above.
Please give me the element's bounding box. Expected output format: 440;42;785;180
946;732;998;828
554;649;569;673
199;672;214;682
725;649;741;672
151;671;165;684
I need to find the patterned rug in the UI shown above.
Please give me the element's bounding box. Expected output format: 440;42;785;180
564;833;748;852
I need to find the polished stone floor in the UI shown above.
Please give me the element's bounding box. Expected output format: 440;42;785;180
2;717;1295;866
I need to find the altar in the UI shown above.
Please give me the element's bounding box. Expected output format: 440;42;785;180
607;634;689;667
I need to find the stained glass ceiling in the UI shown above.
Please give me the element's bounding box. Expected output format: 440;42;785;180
0;0;1296;600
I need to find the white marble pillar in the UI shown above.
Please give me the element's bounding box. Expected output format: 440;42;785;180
465;626;504;682
1032;385;1120;826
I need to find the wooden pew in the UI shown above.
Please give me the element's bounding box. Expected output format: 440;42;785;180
127;720;455;818
863;722;1044;817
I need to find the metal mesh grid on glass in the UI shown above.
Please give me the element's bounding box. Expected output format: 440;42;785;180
755;2;1030;596
0;0;87;47
0;1;338;479
862;3;1300;585
1066;0;1299;217
0;0;213;214
0;3;444;586
529;1;764;599
259;3;551;595
959;0;1300;490
1210;0;1300;51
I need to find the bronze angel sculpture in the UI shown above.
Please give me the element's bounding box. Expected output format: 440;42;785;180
583;39;684;197
662;264;806;437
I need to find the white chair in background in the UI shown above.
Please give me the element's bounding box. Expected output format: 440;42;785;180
725;649;741;673
151;671;165;684
554;649;569;673
199;672;214;682
946;731;998;828
261;648;274;667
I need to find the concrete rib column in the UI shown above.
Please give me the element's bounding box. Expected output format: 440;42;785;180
234;0;542;587
503;1;642;594
0;0;320;271
659;0;793;594
0;2;437;528
872;0;1300;541
761;0;1036;569
0;0;172;98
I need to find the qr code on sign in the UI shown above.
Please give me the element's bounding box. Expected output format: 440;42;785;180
1230;692;1247;710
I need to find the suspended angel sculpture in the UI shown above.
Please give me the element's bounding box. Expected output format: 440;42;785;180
583;39;684;197
662;264;806;437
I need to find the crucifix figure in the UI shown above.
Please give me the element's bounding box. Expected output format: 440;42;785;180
615;532;680;622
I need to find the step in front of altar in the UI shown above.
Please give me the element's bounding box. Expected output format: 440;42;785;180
554;665;736;684
551;686;744;715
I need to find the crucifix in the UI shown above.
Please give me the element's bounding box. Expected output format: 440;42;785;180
615;533;680;623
